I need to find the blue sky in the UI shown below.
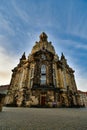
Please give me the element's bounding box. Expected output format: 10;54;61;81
0;0;87;91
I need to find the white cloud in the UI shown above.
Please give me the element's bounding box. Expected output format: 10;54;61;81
0;34;14;54
0;13;15;35
0;46;18;85
11;1;30;23
75;44;87;50
56;37;87;51
76;76;87;91
0;34;9;45
66;57;87;91
67;0;73;32
11;1;59;29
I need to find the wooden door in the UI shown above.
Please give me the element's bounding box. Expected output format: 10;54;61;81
41;96;46;106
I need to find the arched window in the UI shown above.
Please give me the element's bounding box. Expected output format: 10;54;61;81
41;65;46;74
41;65;46;85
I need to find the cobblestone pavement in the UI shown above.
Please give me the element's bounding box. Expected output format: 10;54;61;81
0;107;87;130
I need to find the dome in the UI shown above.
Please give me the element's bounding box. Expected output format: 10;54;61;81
31;32;55;54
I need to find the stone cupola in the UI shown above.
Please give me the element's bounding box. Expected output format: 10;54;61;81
31;32;55;55
39;32;48;42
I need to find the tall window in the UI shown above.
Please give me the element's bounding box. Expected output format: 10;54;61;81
41;65;46;85
41;75;46;84
41;65;46;74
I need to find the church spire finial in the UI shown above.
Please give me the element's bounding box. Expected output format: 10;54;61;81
39;32;48;42
61;52;65;60
61;52;67;64
20;52;26;60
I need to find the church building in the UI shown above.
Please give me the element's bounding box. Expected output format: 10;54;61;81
6;32;80;107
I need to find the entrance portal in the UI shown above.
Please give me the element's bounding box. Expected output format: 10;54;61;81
41;96;46;106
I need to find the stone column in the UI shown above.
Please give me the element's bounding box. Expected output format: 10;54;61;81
27;68;31;88
58;69;64;88
55;63;59;88
19;69;25;89
62;68;67;89
53;63;59;87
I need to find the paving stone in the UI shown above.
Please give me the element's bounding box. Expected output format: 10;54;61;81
0;107;87;130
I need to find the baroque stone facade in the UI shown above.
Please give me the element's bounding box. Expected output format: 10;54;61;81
6;32;80;107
